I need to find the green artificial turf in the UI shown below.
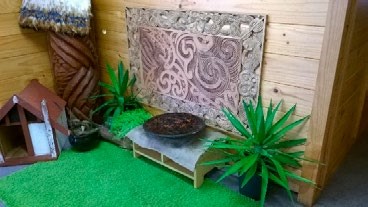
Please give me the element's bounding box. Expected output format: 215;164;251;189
110;108;152;138
0;142;258;207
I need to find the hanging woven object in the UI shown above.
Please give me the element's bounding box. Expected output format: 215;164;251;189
19;0;100;120
19;0;91;35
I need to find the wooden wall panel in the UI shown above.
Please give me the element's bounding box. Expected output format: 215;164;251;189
261;81;314;116
93;0;327;125
0;1;53;104
300;0;368;205
94;0;329;26
0;0;20;14
0;13;36;37
0;33;48;59
265;23;324;59
262;53;319;90
321;0;368;186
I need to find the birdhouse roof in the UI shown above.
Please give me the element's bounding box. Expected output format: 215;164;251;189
0;79;68;135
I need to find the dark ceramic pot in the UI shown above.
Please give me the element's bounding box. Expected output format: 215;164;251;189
239;174;262;200
69;129;100;152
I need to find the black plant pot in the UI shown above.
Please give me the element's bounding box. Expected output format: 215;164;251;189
239;174;262;200
69;130;100;152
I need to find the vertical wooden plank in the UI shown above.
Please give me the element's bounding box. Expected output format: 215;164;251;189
17;104;35;156
298;0;356;205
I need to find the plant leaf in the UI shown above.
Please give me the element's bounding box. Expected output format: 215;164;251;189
273;153;301;168
269;172;288;189
208;143;248;150
128;75;137;87
222;108;252;139
89;94;114;99
265;115;309;146
91;99;115;115
239;154;259;175
118;61;124;87
267;138;307;149
270;158;293;203
243;100;257;138
99;82;116;93
266;104;296;137
264;99;273;132
265;100;282;134
113;107;122;118
120;67;129;96
285;170;315;185
103;107;115;120
106;63;120;95
240;163;258;187
217;156;254;182
201;157;238;166
260;160;269;207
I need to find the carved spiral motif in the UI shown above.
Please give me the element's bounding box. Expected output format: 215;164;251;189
126;8;265;134
48;32;100;120
139;27;241;112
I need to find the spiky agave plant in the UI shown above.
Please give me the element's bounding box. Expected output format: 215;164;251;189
204;96;315;206
90;61;140;120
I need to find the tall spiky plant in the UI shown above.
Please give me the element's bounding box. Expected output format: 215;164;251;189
90;61;140;120
203;96;315;206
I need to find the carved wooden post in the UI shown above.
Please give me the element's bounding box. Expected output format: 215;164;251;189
19;0;100;120
48;32;100;120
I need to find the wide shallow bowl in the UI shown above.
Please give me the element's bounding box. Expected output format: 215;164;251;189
143;113;205;139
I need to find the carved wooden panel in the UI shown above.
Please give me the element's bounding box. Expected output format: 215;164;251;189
139;27;242;112
126;8;265;131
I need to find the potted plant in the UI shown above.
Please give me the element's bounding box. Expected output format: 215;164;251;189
68;119;100;151
90;60;140;123
90;60;145;148
203;96;315;206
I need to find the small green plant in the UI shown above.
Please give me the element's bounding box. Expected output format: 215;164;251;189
91;61;140;120
204;96;315;206
110;108;152;138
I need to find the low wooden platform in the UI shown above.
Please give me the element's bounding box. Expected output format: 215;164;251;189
132;142;222;188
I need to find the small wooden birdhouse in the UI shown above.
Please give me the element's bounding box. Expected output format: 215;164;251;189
0;80;69;166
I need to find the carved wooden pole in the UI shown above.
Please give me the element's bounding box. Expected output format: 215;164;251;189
48;32;100;120
19;0;100;120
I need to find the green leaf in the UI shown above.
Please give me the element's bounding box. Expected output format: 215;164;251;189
120;68;129;95
89;94;114;99
266;104;296;137
106;63;120;95
286;151;304;158
118;61;124;87
99;82;116;93
264;100;273;132
240;163;258;187
222;108;252;139
201;157;237;166
239;154;259;175
243;100;257;138
217;156;254;182
208;143;249;150
270;158;293;203
103;107;115;120
128;75;137;87
269;172;288;189
265;100;282;134
273;153;301;168
260;161;269;207
265;115;309;146
91;99;115;115
285;170;315;185
113;107;122;118
267;138;307;149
